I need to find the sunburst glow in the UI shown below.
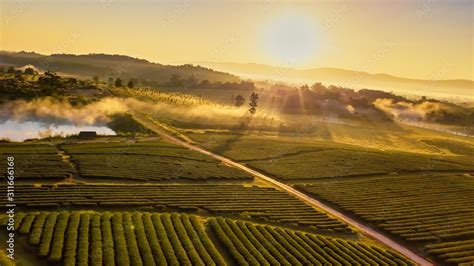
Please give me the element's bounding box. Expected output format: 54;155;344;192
262;13;320;65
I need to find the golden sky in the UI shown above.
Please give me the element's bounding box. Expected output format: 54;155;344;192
1;0;473;80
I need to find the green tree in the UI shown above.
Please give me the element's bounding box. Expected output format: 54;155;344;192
7;66;15;74
127;80;134;88
114;78;122;87
24;67;37;75
185;75;197;87
235;95;245;107
168;74;183;87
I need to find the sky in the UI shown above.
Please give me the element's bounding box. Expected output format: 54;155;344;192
1;0;473;80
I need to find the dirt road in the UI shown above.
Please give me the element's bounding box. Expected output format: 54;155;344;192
134;113;433;266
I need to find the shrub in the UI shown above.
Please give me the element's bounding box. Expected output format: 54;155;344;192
29;212;48;245
142;213;167;264
161;213;191;265
101;212;115;266
63;212;81;265
111;212;130;266
152;213;179;265
49;211;70;262
38;213;59;257
90;214;103;265
131;213;155;266
122;212;143;265
19;213;37;234
77;213;91;266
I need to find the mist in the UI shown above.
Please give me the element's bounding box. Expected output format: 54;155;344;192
0;97;129;125
0;96;281;130
374;99;452;121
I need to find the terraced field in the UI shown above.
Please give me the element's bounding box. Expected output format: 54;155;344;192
0;250;14;266
1;184;350;232
187;132;474;180
3;131;471;265
210;217;413;266
3;211;225;265
296;174;474;265
61;141;252;181
1;211;413;265
0;143;73;179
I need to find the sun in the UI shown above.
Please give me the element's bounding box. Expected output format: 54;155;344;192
262;13;320;66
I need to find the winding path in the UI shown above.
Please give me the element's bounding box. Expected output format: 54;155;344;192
134;112;434;266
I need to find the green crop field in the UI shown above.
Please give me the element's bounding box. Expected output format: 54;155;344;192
296;173;474;265
1;211;413;265
2;212;224;265
61;140;253;181
0;143;74;179
210;217;413;266
186;132;474;180
0;183;350;232
2;7;473;265
0;250;14;266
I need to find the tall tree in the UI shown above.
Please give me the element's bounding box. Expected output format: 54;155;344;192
249;92;259;114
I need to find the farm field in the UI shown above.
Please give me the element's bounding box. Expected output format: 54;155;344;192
2;118;472;265
61;140;253;181
0;134;427;265
186;131;474;180
210;216;414;266
0;138;253;182
0;183;350;233
0;211;413;265
0;143;74;180
2;1;474;264
296;173;474;265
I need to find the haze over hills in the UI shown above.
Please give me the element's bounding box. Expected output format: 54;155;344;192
198;62;474;101
1;51;472;102
0;51;239;84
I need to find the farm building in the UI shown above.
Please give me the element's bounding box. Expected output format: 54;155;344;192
78;131;97;139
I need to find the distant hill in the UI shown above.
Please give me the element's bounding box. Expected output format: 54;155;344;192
0;51;239;84
198;62;474;101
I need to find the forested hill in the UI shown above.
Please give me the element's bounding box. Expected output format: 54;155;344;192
0;51;240;84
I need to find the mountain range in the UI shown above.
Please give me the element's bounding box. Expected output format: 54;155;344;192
1;51;471;101
0;51;239;84
198;62;473;101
